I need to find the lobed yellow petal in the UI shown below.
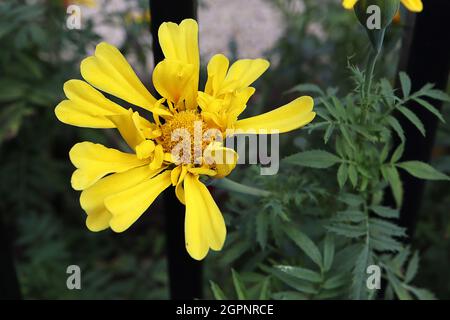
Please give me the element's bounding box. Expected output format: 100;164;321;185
218;58;269;96
232;96;315;134
70;142;148;190
205;54;229;96
80;165;160;231
152;59;195;105
401;0;423;12
184;174;226;260
80;42;156;110
342;0;358;9
106;170;172;232
106;109;146;150
158;19;199;109
55;80;126;128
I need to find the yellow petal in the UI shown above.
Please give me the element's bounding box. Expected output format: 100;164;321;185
152;59;195;105
86;210;111;232
70;142;147;190
204;144;238;178
136;140;155;160
342;0;358;9
232;96;315;134
55;80;126;128
150;144;164;170
218;58;269;96
205;54;229;96
184;174;226;260
158;19;199;109
401;0;423;12
81;165;160;231
106;110;146;150
80;42;156;110
106;171;172;232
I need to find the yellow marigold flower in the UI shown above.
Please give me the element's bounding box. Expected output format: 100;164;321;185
55;19;315;260
342;0;423;12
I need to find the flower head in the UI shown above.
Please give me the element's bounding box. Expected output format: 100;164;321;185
342;0;423;12
55;19;315;260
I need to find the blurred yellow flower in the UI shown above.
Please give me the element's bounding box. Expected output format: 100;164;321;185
55;19;315;260
125;10;151;25
65;0;96;7
342;0;423;12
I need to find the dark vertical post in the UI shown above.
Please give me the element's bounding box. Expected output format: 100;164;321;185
149;0;202;299
386;0;450;237
0;216;21;299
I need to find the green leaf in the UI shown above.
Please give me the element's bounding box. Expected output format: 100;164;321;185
256;212;268;249
390;143;404;164
324;123;335;144
348;164;358;187
352;245;370;299
259;277;271;300
397;106;425;136
387;116;405;142
381;166;403;207
272;291;308;300
405;252;419;283
284;150;341;169
323;274;348;290
284;225;323;268
370;205;400;218
231;269;247;300
210;281;227;300
337;193;364;206
325;223;366;238
421;89;450;102
337;163;348;188
275;265;322;283
413;97;445;122
323;234;335;272
333;210;365;223
397;161;450;180
287;83;324;95
399;72;411;98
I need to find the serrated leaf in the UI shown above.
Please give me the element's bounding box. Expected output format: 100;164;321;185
387;116;405;142
270;268;318;294
397;161;450;181
256;212;268;249
337;193;364;206
323;234;335;272
381;165;403;207
397;106;425;136
333;210;365;222
325;223;366;238
421;89;450;102
405;252;419;283
323;274;348;290
231;269;247;300
259;277;270;300
390;143;404;163
210;281;227;300
348;164;358;187
337;163;348;188
370;205;400;218
272;291;308;300
399;72;411;98
324;123;335;144
284;225;323;268
370;218;406;237
284;150;341;169
413;97;445;122
352;245;370;299
275;265;322;283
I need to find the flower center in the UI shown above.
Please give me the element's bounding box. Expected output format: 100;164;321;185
159;110;222;163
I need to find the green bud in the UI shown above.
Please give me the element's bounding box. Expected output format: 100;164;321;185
354;0;399;52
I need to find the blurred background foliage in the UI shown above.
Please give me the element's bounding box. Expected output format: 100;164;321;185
0;0;448;299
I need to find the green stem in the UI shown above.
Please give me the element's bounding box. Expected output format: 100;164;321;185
211;177;271;197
